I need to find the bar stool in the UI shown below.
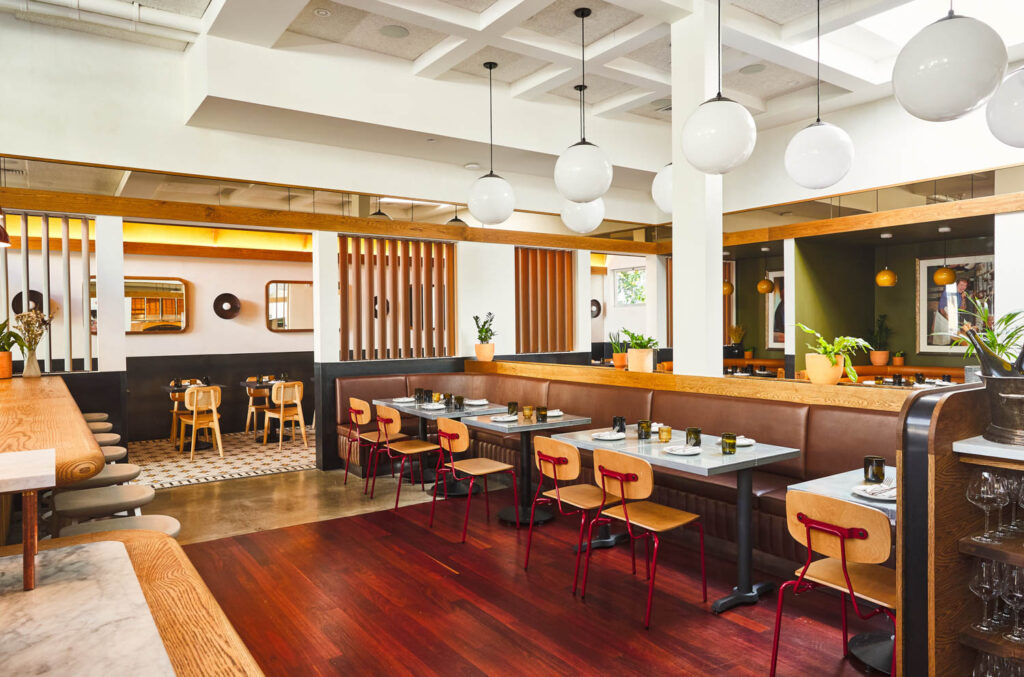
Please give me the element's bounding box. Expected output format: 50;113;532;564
94;433;121;447
103;446;128;463
523;437;616;593
83;412;109;423
64;463;141;489
769;491;896;677
177;385;224;459
244;375;273;437
429;418;519;543
368;405;439;508
580;448;707;628
264;381;307;450
88;421;113;434
60;514;181;539
53;484;155;526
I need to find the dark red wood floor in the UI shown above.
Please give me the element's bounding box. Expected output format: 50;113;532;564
184;488;889;676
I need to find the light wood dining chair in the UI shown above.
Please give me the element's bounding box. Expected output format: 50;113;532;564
264;381;307;450
177;385;224;460
369;405;440;509
244;375;274;438
344;397;407;485
168;378;201;445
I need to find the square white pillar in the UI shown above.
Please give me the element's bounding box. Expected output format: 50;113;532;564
312;231;340;363
94;216;125;372
645;254;667;348
455;242;516;357
574;249;592;352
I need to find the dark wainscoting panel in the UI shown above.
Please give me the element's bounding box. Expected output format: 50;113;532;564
125;352;314;442
60;371;127;436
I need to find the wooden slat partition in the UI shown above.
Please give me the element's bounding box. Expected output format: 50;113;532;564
338;235;454;361
515;247;575;353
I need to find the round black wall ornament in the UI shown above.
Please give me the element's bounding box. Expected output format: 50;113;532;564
590;299;602;318
213;293;241;319
12;290;45;315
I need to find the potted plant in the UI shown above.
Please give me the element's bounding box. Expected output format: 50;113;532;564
0;320;26;379
726;325;745;359
797;323;872;385
892;350;905;367
609;331;628;370
622;329;658;373
868;314;893;366
13;310;52;378
473;312;496;362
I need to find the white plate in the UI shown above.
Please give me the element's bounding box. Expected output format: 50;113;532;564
392;396;416;403
663;445;701;456
547;409;564;417
851;484;897;502
490;415;518;423
420;403;446;410
465;399;488;406
592;431;626;441
715;436;755;447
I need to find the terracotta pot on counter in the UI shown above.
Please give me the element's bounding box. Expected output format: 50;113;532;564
0;351;10;379
743;350;753;360
805;353;845;386
892;356;905;367
612;352;628;370
627;348;654;373
869;350;890;367
474;343;495;362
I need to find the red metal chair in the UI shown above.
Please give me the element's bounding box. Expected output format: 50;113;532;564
342;397;375;485
580;447;707;628
369;405;440;509
429;418;519;543
769;491;896;677
523;437;616;593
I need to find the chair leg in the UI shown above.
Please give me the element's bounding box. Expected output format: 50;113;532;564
770;580;798;677
483;475;490;520
573;511;588;594
298;410;308;448
889;614;897;676
343;438;353;485
278;417;284;452
190;425;198;461
580;517;603;599
461;477;476;543
263;416;270;445
245;407;252;434
369;452;381;499
644;533;651;580
840;592;849;657
429;470;443;528
213;418;224;458
644;534;660;629
631;536;637;575
524;497;540;571
394;456;406;511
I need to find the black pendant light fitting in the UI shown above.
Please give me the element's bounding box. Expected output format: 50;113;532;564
447;204;467;226
571;8;595;150
482;61;501;179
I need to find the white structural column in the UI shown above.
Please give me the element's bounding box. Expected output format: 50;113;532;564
670;4;723;376
455;242;516;357
312;231;341;363
783;238;797;374
94;216;126;372
645;254;667;348
574;250;592;352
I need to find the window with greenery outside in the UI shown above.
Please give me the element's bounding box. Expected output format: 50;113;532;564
614;268;646;306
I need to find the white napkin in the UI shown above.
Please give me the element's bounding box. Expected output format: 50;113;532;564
859;483;897;499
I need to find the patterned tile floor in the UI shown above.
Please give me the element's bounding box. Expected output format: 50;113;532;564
128;428;316;489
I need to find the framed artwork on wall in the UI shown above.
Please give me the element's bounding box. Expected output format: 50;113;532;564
765;269;785;350
915;254;994;354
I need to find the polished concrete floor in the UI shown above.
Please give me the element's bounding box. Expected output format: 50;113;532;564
148;468;434;545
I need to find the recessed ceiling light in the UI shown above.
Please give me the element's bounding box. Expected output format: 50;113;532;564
380;24;410;39
313;7;331;17
464;162;481;170
938;226;952;233
880;232;893;239
739;63;766;75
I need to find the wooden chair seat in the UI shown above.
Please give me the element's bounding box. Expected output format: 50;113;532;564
602;501;700;533
798;559;897;609
360;431;408;444
388;439;439;455
449;457;513;476
175;411;220;424
543;484;617;511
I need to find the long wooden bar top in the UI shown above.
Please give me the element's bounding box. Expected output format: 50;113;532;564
0;376;104;486
0;530;263;676
467;360;912;412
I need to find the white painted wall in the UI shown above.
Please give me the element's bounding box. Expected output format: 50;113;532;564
455;242;515;357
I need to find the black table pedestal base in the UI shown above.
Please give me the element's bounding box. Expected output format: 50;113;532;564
430;477;482;497
499;505;550;526
574;525;629;552
848;632;893;675
711;581;776;614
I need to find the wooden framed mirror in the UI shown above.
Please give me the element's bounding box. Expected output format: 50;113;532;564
89;276;189;334
266;280;313;332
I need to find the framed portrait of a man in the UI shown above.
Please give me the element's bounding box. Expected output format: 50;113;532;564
765;270;785;350
916;254;994;354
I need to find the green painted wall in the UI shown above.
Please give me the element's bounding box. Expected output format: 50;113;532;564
734;255;784;358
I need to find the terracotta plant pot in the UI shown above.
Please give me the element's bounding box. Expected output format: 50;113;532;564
627;348;654;373
892;356;905;367
869;350;890;367
612;352;628;370
0;351;10;379
805;353;845;386
743;350;753;360
474;343;495;362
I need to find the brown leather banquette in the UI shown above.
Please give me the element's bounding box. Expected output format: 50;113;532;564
336;372;900;566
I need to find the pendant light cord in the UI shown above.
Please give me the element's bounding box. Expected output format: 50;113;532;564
717;0;722;97
816;0;821;122
580;10;587;141
488;65;494;174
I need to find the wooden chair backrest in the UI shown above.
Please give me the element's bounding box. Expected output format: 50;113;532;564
272;381;303;406
349;397;371;425
533;437;581;481
375;405;402;439
592;448;653;500
184;385;220;412
246;376;274;396
785;491;892;564
437;418;469;454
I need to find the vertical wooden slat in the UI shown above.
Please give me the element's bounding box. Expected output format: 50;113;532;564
365;238;375;359
390;238;400;359
40;215;51;372
412;240;423;358
536;249;547;352
353;237;363;360
402;240;412;358
423;241;434;357
518;248;529;353
339;236;350;360
433;242;443;355
81;217;91;371
376;238;387;359
61;216;71;371
565;251;574;350
21;215;31;322
550;250;561;350
445;243;456;357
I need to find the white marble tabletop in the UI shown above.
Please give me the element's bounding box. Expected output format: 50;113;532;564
373;398;507;420
462;412;592;434
788;466;897;523
552;428;800;477
0;449;55;493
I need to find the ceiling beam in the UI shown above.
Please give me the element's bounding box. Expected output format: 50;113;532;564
781;0;914;42
206;0;308;48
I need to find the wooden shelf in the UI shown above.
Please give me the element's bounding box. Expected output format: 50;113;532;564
959;455;1024;473
961;625;1024;661
955;436;1024;472
960;535;1024;568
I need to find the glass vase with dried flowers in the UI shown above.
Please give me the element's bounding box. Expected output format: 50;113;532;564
14;310;53;378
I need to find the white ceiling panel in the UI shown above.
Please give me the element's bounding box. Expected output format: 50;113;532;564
625;35;669;72
452;46;549;82
730;0;843;26
288;2;447;60
552;73;634;105
137;0;211;18
521;0;641;46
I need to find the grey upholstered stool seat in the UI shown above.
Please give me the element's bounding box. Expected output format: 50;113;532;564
60;515;181;539
53;485;154;520
83;412;109;423
66;463;140;490
103;446;128;463
94;432;121;447
88;421;114;433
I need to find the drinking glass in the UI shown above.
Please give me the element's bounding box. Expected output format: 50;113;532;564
968;469;1009;543
996;474;1014;538
443;393;453;407
971;559;1005;633
423;389;433;404
612;416;626;433
454;396;465;411
658;426;672;443
415;387;425;403
507;401;518;416
1005;566;1024;643
721;433;737;455
1002;473;1024;535
686;427;701;447
972;652;999;677
863;456;886;484
893;374;903;386
536;406;548;423
637;420;652;440
874;376;885;385
432;392;442;403
522;405;535;420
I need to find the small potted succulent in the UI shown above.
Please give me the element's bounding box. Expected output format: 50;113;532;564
892;350;906;367
0;320;26;379
473;312;496;362
609;331;628;369
622;328;658;373
868;314;893;366
797;323;872;385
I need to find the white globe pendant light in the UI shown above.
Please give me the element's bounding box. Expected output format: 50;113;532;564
468;61;515;226
987;68;1024;148
554;8;613;204
892;7;1007;122
681;0;756;175
651;163;672;214
561;197;605;234
784;0;854;190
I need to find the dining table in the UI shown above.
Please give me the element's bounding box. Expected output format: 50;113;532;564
462;411;592;526
553;426;800;614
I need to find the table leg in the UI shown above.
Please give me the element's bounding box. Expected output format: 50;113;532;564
574;524;628;552
711;468;774;613
499;431;551;526
848;632;893;674
22;490;37;591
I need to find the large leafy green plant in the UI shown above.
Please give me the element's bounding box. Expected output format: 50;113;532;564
0;320;26;353
608;331;627;354
954;296;1024;362
868;314;892;350
473;312;496;343
797;323;872;382
621;328;658;350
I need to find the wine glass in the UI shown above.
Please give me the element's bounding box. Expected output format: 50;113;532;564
1002;474;1024;535
971;559;1005;633
968;470;1009;543
1005;566;1024;644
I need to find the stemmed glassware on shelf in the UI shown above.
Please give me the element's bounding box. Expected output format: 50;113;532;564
1004;566;1024;644
998;474;1023;537
975;652;1024;676
972;559;1007;633
969;469;1011;543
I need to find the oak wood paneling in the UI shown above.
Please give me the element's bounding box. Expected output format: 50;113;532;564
515;248;574;353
